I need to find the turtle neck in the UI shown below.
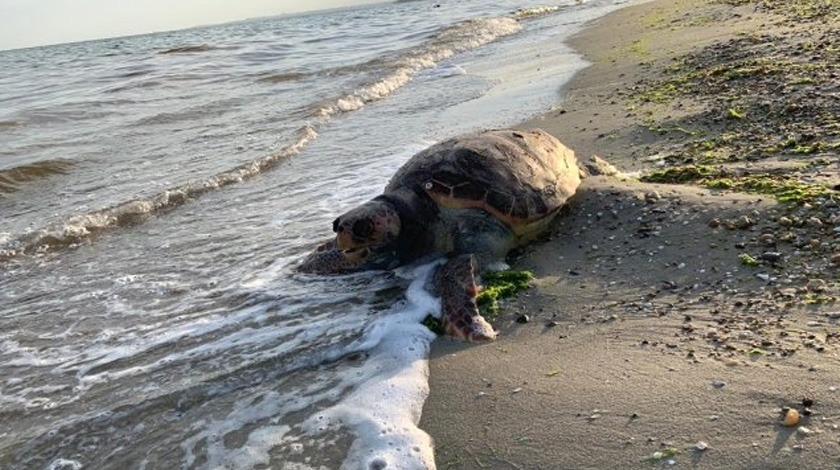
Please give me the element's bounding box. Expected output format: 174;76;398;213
374;185;439;265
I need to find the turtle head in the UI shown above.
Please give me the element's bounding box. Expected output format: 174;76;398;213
298;239;397;274
333;199;401;252
297;199;402;275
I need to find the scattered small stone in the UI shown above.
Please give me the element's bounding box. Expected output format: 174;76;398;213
695;441;709;451
759;233;776;246
545;320;558;328
708;218;721;228
760;252;782;263
802;397;814;407
806;279;827;292
712;379;726;389
516;314;530;324
797;426;813;436
808;217;824;228
734;215;755;229
831;253;840;265
511;387;523;394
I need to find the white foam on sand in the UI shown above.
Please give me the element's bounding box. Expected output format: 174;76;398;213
302;261;442;470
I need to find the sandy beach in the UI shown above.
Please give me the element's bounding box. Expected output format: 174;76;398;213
421;0;840;468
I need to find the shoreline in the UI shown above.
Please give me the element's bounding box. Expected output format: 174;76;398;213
421;0;840;468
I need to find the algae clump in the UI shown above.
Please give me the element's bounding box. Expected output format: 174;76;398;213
477;270;535;316
641;165;838;203
422;269;535;335
640;164;721;183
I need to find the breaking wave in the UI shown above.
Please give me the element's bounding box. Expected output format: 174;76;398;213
312;16;522;118
514;6;562;18
0;126;316;262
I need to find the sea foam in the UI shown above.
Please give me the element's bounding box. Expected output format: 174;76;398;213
302;261;442;470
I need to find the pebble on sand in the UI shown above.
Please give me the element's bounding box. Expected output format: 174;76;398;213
783;408;801;427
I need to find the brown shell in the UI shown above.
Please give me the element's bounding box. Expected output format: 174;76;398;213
385;129;579;232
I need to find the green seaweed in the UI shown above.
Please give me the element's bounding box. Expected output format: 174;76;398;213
727;107;746;120
422;269;535;335
803;293;837;305
739;253;760;267
645;447;680;462
703;175;836;203
639;164;721;183
715;0;840;21
477;270;535;317
641;165;837;203
422;315;445;335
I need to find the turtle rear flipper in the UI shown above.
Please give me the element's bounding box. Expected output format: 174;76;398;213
435;254;497;341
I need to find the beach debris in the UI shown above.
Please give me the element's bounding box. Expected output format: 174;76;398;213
545;369;562;378
581;155;622;177
695;441;709;451
782;408;801;427
511;387;523;394
644;191;661;203
646;447;679;462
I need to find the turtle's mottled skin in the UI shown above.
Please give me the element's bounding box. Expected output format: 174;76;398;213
299;129;580;341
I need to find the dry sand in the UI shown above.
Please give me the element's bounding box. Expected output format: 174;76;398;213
421;1;840;468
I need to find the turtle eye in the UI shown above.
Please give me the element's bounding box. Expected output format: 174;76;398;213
352;219;374;240
332;218;341;233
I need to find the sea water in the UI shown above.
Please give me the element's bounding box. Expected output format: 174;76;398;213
0;0;638;468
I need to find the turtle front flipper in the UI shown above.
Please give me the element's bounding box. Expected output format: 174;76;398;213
434;254;497;341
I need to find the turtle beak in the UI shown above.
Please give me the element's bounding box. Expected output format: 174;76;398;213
342;246;371;262
346;246;399;271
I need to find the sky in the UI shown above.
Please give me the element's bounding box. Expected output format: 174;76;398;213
0;0;387;51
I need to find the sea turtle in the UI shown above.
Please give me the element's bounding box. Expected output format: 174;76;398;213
298;128;580;341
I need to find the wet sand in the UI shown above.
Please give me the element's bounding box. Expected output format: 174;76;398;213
421;0;840;468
